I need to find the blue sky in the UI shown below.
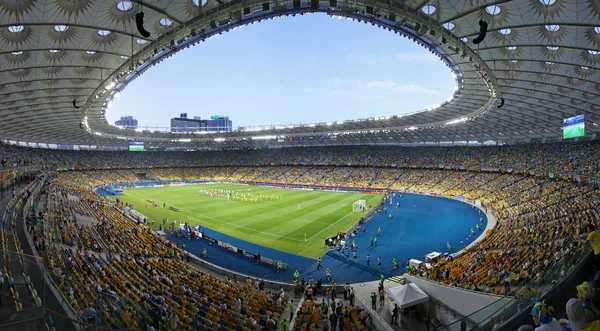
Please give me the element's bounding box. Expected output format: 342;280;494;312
107;14;456;129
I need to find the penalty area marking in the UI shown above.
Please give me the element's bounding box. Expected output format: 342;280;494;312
304;195;380;242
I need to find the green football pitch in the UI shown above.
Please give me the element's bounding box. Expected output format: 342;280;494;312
118;184;383;258
563;124;585;139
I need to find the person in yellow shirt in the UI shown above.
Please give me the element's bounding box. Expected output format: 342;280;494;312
585;224;600;271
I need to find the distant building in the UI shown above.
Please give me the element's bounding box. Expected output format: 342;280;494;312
115;116;138;129
170;114;232;132
206;115;232;132
170;113;206;132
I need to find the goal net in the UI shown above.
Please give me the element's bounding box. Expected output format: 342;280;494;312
353;200;367;212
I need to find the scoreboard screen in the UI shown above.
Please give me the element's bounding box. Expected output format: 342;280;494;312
129;142;145;151
563;115;585;139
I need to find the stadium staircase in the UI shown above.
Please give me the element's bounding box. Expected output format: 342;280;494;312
290;166;314;183
1;186;32;313
325;251;395;279
425;172;454;191
392;171;407;188
388;275;405;284
314;168;335;186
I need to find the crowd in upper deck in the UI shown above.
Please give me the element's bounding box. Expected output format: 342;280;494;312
1;141;599;177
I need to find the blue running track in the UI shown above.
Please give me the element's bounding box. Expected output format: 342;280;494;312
168;193;486;284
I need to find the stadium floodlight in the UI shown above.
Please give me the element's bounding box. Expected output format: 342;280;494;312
179;139;191;142
214;138;225;142
446;117;468;125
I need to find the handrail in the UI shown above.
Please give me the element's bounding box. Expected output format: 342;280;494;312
21;177;84;330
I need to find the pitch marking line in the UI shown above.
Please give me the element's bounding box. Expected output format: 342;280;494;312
125;190;304;242
304;195;380;242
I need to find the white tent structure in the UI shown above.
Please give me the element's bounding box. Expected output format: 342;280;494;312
388;283;429;309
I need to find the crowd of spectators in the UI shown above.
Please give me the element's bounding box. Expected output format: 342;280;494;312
32;175;289;330
11;140;600;329
1;141;599;177
47;162;600;299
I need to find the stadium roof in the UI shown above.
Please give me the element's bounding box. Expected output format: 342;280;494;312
0;0;598;149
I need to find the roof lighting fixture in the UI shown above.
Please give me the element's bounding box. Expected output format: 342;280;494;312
49;49;60;53
545;61;555;65
11;51;23;56
588;50;599;56
595;27;600;34
498;28;511;35
86;50;96;55
120;55;129;59
116;1;133;11
546;46;559;51
545;24;560;32
159;18;173;27
443;22;455;30
485;5;501;16
580;66;589;70
136;39;147;44
421;5;436;15
8;25;24;33
505;46;517;51
98;30;111;36
509;59;518;63
460;37;468;43
539;0;556;5
54;25;69;32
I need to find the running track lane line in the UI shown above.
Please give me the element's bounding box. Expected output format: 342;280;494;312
304;195;380;242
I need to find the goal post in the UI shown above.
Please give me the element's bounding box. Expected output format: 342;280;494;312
353;199;367;212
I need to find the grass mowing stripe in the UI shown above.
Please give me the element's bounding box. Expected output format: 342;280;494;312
125;189;305;242
305;195;381;242
235;193;351;229
119;184;384;257
209;191;326;224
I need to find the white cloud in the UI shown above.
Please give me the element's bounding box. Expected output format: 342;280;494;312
360;80;397;90
393;84;438;95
